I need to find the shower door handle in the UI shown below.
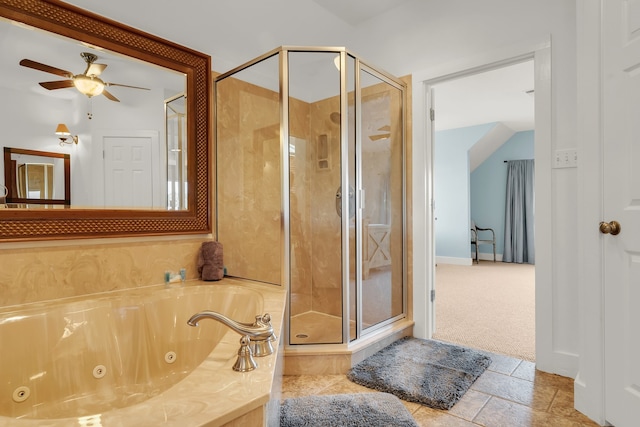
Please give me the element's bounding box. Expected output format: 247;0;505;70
336;185;356;218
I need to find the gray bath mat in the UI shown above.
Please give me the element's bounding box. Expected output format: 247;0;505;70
280;392;418;427
347;337;492;410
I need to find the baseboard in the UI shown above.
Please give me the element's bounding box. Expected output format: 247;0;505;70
435;256;472;265
435;253;503;264
536;348;579;379
574;375;607;426
477;252;503;262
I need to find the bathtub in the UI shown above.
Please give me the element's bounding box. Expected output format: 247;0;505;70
0;278;286;426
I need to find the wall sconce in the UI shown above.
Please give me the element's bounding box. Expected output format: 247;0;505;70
55;123;78;146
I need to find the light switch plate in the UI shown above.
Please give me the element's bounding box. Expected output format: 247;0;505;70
553;149;578;168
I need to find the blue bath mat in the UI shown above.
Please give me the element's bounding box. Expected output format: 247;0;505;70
280;392;418;427
347;337;492;410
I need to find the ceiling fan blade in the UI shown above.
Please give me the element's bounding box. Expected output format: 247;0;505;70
39;80;75;90
20;59;73;78
101;89;120;102
86;63;107;76
105;82;150;90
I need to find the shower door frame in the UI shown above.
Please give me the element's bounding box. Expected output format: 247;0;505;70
214;46;408;347
352;57;408;341
280;46;408;345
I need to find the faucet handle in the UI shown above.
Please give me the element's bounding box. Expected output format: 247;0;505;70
233;335;257;372
250;335;274;357
256;313;276;342
249;313;276;357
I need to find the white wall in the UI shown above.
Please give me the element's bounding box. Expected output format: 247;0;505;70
434;123;496;261
0;86;74;194
0;85;165;207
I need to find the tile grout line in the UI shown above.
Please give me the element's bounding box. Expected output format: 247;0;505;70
469;394;494;425
317;375;346;395
545;388;560;413
509;358;524;376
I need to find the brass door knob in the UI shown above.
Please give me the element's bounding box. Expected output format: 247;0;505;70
599;220;621;235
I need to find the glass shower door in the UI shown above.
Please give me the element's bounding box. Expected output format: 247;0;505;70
288;51;348;344
215;55;282;285
359;66;405;332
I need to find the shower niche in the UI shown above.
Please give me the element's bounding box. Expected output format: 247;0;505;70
215;47;407;349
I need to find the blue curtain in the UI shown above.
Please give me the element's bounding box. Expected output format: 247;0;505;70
503;159;535;264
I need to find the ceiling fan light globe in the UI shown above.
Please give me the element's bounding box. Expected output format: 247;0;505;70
73;74;105;97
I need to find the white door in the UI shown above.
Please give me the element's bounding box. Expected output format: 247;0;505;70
104;136;154;208
602;0;640;425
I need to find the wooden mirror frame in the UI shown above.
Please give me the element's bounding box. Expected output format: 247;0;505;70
0;0;211;241
3;147;71;205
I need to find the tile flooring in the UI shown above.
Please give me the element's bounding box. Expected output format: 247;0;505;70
281;351;601;427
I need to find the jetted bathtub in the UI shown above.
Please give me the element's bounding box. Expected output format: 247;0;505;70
0;278;286;426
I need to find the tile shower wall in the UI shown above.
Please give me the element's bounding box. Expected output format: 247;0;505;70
0;238;205;308
217;75;282;285
307;96;342;318
216;74;311;289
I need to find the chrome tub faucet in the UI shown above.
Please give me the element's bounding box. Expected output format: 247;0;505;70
187;311;276;372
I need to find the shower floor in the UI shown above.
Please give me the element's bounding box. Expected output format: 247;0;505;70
289;311;356;344
289;266;399;344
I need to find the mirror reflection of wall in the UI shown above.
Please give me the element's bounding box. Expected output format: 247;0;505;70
0;16;186;210
165;94;188;210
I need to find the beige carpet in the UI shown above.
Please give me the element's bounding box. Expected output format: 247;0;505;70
432;261;535;361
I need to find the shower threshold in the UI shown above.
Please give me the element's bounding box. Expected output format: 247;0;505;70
284;317;413;375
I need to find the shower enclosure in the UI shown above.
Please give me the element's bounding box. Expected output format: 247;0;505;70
215;47;406;347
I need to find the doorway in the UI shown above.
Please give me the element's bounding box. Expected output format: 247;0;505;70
421;52;549;364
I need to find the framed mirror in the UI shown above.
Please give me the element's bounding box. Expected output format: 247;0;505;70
0;0;211;240
3;147;70;206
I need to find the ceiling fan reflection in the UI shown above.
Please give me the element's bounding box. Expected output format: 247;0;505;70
19;52;150;102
